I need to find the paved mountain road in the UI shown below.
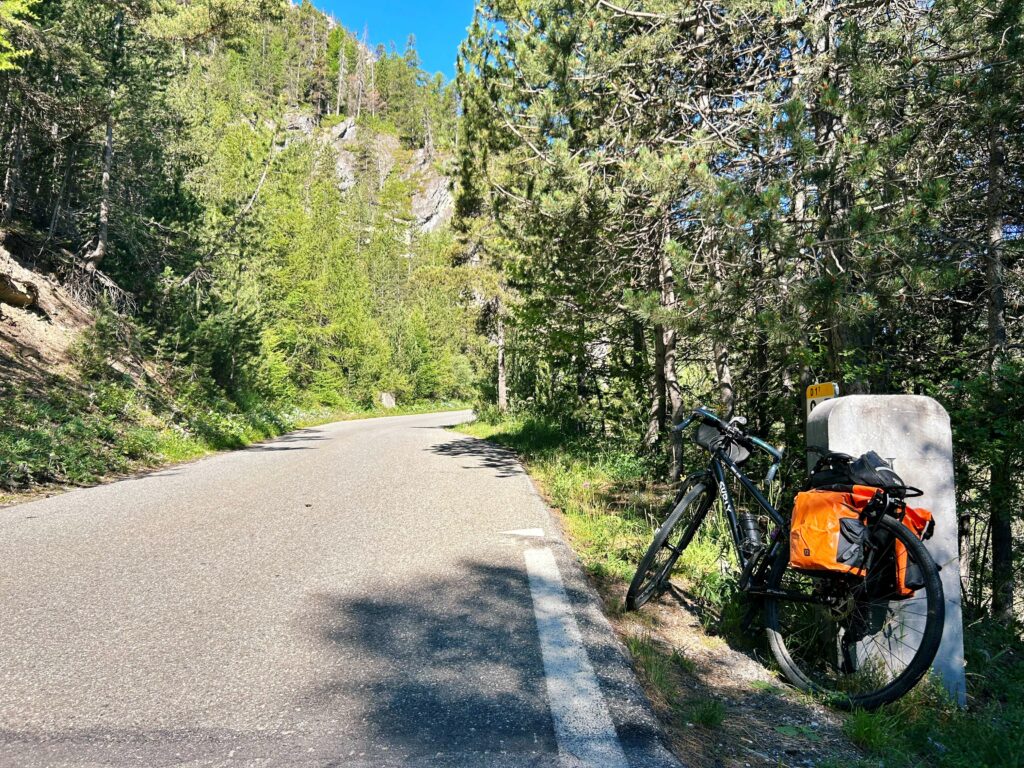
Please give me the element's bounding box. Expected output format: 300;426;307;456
0;411;679;767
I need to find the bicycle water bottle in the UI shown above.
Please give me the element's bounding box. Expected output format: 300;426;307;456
739;513;763;555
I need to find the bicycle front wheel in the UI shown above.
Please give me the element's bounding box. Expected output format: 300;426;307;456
764;514;944;710
626;477;714;610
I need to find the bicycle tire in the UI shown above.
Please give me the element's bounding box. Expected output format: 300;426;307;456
764;514;944;710
626;477;714;611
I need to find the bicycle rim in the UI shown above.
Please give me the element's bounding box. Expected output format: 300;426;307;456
765;515;945;709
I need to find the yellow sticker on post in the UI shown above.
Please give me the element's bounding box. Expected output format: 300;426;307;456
806;382;839;418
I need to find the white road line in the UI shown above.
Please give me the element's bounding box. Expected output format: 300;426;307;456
524;547;629;768
502;528;546;538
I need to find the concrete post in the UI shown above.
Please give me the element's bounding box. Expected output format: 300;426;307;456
807;395;967;705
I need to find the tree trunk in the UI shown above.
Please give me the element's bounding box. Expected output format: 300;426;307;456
336;39;347;115
985;130;1007;353
48;144;76;239
654;235;684;478
354;48;364;119
2;110;24;225
989;455;1014;622
368;58;376;118
707;249;736;417
423;105;434;159
85;114;114;272
665;319;683;479
985;127;1014;624
496;304;508;413
644;323;667;449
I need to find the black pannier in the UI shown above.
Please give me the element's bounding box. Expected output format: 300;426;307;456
807;449;908;498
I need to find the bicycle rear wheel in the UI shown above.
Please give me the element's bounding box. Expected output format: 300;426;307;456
626;477;714;610
764;515;944;710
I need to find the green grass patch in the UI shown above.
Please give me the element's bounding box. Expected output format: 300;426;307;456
625;632;676;700
0;372;468;494
844;708;901;754
669;647;697;675
457;414;662;587
291;400;468;429
676;697;726;728
836;624;1024;768
750;679;784;695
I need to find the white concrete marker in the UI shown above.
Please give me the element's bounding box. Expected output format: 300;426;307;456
502;528;546;538
808;395;967;705
524;547;629;768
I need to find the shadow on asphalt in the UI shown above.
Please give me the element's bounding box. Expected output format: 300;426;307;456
245;429;330;452
305;560;557;761
303;556;671;764
124;468;183;483
426;438;523;479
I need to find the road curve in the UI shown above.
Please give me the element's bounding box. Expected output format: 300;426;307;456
0;411;679;767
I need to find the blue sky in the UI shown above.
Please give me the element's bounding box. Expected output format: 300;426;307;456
315;1;476;81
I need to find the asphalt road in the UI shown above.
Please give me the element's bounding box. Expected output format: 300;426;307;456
0;411;679;768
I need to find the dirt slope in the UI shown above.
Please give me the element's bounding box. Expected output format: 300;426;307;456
608;579;864;768
0;240;92;383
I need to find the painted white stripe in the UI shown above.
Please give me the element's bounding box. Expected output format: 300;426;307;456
502;527;546;538
524;547;629;768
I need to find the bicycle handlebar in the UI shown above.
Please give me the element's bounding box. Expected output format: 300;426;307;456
673;406;784;483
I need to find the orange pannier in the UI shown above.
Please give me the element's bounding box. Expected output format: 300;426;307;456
894;504;934;597
790;485;877;576
790;486;935;596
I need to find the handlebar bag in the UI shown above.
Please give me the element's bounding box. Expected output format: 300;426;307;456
695;423;751;464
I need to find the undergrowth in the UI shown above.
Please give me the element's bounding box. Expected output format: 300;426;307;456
458;413;1024;768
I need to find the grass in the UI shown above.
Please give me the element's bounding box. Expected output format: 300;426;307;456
291;399;468;429
677;697;726;728
750;679;784;695
459;414;751;632
670;646;698;674
457;412;1024;768
836;621;1024;768
626;632;677;700
844;708;901;753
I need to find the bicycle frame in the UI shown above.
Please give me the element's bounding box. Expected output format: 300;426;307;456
635;409;947;708
704;448;788;586
702;449;854;604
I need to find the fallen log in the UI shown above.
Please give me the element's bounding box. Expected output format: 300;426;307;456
0;271;37;309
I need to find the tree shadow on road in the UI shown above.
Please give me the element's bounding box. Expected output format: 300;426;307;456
302;559;557;763
244;429;331;452
426;437;524;479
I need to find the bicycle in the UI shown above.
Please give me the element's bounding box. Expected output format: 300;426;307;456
626;407;944;710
